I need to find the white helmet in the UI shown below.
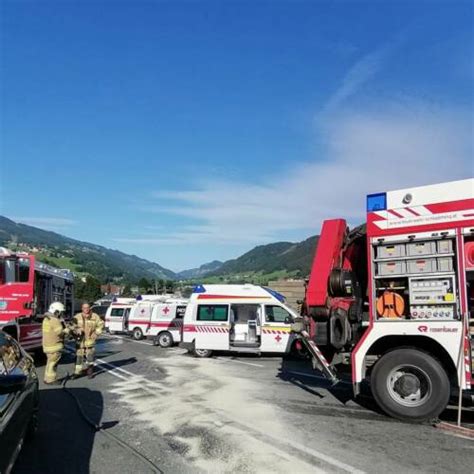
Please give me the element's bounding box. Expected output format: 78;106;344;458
49;302;65;315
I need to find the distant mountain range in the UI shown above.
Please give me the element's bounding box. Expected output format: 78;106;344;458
0;216;318;284
176;260;223;280
0;216;175;282
210;235;319;279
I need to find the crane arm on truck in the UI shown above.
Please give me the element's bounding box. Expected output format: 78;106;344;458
295;178;474;422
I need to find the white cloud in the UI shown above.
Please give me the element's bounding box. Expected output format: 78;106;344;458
324;38;401;112
130;101;472;246
12;217;78;230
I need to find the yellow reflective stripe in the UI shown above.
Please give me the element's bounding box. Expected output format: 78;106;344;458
43;343;64;353
262;326;291;332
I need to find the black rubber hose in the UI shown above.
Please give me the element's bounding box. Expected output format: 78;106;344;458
62;374;163;474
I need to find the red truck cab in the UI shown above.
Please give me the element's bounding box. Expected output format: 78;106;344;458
0;248;74;351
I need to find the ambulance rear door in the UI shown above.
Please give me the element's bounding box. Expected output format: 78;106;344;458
128;303;152;335
172;304;186;342
107;306;128;333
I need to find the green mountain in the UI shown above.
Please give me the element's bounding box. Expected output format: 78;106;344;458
0;215;319;285
0;216;175;282
205;235;319;282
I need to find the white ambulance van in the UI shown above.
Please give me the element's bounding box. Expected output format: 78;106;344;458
181;284;297;357
104;298;137;334
127;296;165;340
148;300;188;347
127;295;188;345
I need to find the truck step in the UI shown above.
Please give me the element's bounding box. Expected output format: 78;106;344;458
229;347;261;354
230;341;260;348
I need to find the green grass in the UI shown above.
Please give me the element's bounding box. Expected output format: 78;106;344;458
187;269;300;286
35;253;83;273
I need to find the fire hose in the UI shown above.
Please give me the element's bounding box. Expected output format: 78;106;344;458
61;373;163;473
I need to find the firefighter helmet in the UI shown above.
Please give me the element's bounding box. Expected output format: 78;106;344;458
49;302;65;315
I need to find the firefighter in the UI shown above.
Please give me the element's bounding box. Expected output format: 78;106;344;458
42;301;69;384
72;302;104;378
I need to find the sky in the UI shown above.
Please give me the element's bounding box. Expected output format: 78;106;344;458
1;0;473;272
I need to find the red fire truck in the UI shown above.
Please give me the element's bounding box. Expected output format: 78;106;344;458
298;178;474;421
0;248;74;352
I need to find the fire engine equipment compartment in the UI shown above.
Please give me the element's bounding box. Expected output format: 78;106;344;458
373;235;458;321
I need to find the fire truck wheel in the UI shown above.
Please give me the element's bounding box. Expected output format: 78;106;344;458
157;331;173;348
132;327;144;340
371;348;450;422
193;348;213;358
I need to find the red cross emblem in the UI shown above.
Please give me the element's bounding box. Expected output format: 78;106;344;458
162;306;170;315
275;334;282;343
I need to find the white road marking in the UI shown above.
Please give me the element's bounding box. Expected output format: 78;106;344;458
215;357;264;368
104;334;154;346
64;346;130;382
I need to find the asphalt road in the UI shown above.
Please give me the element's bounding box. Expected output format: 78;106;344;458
13;334;474;473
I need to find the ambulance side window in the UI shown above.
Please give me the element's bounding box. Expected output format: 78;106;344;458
197;305;228;322
265;305;292;323
176;306;186;319
111;308;124;317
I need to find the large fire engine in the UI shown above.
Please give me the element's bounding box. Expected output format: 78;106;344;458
297;178;474;421
0;248;74;351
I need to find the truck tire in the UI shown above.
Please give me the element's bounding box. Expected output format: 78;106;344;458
157;331;173;348
370;348;450;422
132;327;144;341
193;348;213;358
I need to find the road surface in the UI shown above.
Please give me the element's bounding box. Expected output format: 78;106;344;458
13;334;473;473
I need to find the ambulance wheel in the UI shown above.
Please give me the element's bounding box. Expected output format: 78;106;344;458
193;348;213;358
157;331;173;348
132;327;144;340
371;348;450;422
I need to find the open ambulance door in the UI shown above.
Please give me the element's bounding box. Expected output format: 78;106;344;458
108;307;128;333
260;304;293;353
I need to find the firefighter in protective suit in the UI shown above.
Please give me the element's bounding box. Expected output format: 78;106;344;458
72;302;104;378
42;302;69;384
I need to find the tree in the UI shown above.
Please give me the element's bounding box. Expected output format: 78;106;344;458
165;280;176;293
122;284;132;297
138;278;151;293
75;276;102;303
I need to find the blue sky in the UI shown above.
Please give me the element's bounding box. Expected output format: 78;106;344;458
1;1;473;271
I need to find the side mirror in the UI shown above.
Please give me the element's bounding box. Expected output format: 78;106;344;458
0;373;27;395
284;316;293;325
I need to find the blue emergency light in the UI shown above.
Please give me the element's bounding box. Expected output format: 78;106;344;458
262;287;286;303
193;284;206;293
367;192;387;212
